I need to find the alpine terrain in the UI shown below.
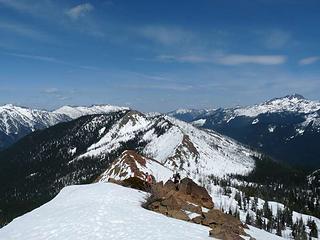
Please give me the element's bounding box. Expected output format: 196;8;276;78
0;104;128;150
169;94;320;168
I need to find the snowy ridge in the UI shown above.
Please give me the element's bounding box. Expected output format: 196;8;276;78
0;104;69;136
233;94;320;118
54;104;129;119
0;103;129;150
0;183;285;240
74;111;256;180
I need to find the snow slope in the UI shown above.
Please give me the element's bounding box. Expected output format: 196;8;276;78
0;183;284;240
0;183;212;240
54;105;129;119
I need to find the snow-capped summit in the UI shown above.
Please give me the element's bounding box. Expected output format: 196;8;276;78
54;104;129;119
234;94;320;117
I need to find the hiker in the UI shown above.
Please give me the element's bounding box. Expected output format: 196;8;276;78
144;172;153;192
146;173;153;185
173;172;181;184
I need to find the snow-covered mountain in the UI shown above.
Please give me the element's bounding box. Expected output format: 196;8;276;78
0;104;70;149
54;105;129;119
0;104;129;150
0;109;257;226
169;94;320;167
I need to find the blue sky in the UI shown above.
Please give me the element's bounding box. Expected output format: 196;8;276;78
0;0;320;112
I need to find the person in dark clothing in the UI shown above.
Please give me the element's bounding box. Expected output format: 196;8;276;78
173;172;181;184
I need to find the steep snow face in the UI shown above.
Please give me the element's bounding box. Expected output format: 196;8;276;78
54;105;129;119
0;183;212;240
98;150;173;182
78;111;256;179
0;183;285;240
0;104;69;135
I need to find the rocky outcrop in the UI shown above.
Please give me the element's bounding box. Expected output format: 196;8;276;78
97;150;172;183
145;178;249;239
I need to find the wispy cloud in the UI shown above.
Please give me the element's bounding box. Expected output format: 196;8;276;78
215;54;287;65
156;54;287;65
5;52;99;70
7;52;61;63
0;0;37;13
43;87;59;94
157;55;208;63
259;29;291;49
0;21;50;41
299;56;320;65
66;3;94;20
138;25;194;45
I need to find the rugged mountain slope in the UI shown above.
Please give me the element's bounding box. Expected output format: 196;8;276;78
169;94;320;168
0;109;256;226
0;104;129;150
97;150;173;182
0;104;70;149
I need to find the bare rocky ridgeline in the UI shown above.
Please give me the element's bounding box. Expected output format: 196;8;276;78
109;176;252;240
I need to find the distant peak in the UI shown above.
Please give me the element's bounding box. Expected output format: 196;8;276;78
266;94;306;103
285;94;305;100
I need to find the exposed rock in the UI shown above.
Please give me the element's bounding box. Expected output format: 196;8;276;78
144;178;250;240
178;178;214;209
191;216;204;224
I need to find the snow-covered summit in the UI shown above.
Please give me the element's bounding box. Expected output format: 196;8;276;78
234;94;320;118
54;104;129;119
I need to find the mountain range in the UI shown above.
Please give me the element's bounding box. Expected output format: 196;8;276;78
0;104;128;150
169;94;320;168
0;109;257;225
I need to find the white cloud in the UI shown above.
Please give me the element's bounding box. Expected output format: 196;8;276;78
66;3;94;20
215;54;286;65
299;56;320;65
